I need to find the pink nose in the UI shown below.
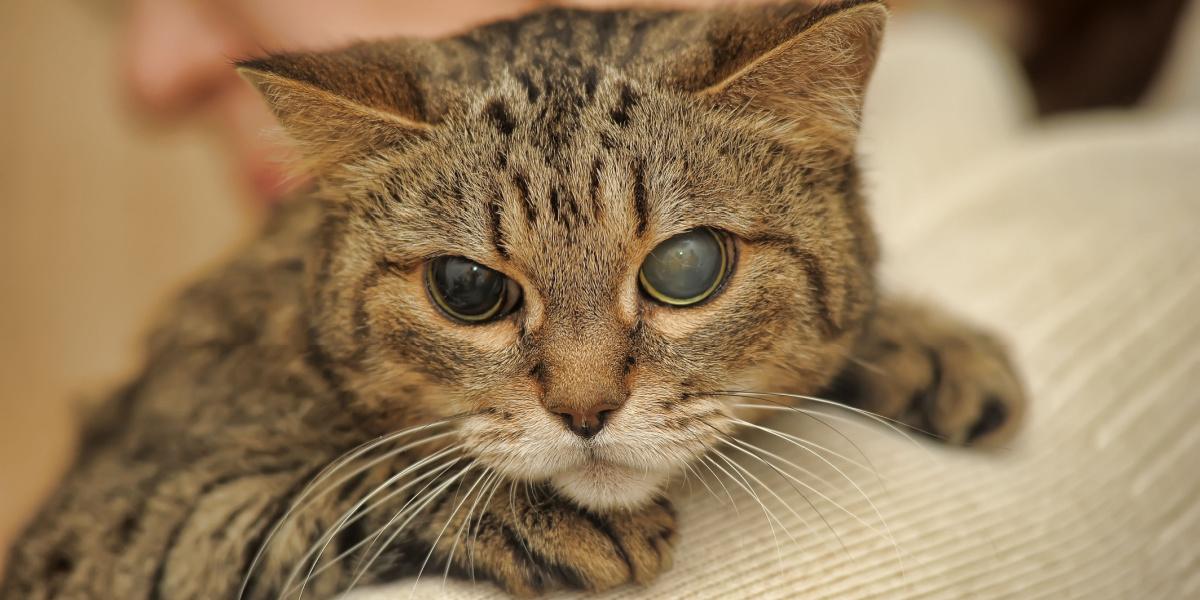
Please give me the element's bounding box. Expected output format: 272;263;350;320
549;404;621;439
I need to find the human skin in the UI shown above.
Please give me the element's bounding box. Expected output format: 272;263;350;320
120;0;544;204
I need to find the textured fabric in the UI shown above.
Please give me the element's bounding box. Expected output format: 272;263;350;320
351;14;1200;600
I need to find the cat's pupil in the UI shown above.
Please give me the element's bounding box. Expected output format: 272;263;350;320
639;228;728;306
429;256;508;320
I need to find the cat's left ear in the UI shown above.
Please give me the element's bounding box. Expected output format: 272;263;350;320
236;43;436;171
695;0;887;153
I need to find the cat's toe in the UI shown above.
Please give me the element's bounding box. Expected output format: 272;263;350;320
914;334;1026;446
462;488;677;595
838;302;1026;447
526;496;677;590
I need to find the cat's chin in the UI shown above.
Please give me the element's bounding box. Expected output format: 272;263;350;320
550;460;668;511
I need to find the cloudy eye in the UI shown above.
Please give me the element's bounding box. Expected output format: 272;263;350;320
426;257;522;323
638;228;732;306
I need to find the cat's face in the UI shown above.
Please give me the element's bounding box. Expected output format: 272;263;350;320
243;1;886;509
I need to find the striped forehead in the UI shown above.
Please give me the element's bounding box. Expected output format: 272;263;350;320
483;108;646;296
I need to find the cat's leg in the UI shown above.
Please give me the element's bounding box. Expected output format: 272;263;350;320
399;479;676;597
828;296;1027;446
0;446;338;600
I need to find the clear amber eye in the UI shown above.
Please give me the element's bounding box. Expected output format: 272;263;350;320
638;228;731;306
426;257;521;323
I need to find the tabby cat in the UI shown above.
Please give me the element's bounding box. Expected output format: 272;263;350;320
1;1;1025;597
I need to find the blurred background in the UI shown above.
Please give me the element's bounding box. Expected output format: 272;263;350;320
0;0;1195;576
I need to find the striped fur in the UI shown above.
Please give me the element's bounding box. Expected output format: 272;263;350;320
2;2;1024;598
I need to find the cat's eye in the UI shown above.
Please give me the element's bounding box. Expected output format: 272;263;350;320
638;228;732;306
426;257;522;323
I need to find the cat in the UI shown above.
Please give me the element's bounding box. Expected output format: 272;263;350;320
0;1;1025;598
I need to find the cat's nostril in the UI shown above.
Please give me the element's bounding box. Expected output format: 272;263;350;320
551;405;619;439
557;410;576;430
595;409;613;427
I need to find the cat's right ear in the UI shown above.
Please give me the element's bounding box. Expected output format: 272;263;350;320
688;0;888;154
236;44;435;171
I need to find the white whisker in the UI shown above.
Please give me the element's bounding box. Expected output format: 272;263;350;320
407;467;492;598
277;454;463;596
710;446;811;543
442;469;501;589
240;420;455;600
704;453;788;566
288;444;463;599
343;463;478;595
722;391;936;456
466;470;507;584
696;455;740;516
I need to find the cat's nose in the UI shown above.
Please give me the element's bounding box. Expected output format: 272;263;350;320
550;403;621;439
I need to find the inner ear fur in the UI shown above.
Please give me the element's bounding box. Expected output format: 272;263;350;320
236;42;437;172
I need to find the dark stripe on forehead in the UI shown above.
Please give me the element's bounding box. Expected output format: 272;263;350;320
512;172;537;224
582;66;599;101
590;11;619;56
516;70;540;103
487;198;509;258
610;83;639;127
549;185;581;226
632;160;649;236
549;186;562;223
590;158;604;220
484;99;516;136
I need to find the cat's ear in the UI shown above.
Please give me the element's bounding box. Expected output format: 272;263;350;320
236;43;435;170
695;0;887;152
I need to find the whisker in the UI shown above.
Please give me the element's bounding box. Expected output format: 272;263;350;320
288;444;463;599
719;390;938;455
304;430;459;513
696;454;740;516
682;462;726;509
442;469;501;589
703;452;790;566
717;434;851;558
407;466;492;598
727;417;907;579
762;407;890;491
708;443;813;543
466;470;507;584
729;413;883;482
239;419;457;599
277;454;463;596
729;416;891;497
794;405;943;461
848;355;887;376
342;463;479;595
339;457;465;578
724;435;881;535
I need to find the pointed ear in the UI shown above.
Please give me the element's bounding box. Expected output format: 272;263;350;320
236;43;435;171
697;0;887;152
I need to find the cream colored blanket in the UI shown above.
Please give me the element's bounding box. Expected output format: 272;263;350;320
354;12;1200;599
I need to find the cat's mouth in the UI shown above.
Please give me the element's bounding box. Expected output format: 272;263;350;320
548;456;670;510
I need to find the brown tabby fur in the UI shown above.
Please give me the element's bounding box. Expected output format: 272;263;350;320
1;1;1025;598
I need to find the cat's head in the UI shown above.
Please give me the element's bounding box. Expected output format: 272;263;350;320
241;0;885;509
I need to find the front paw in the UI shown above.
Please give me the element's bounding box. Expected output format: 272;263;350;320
449;484;676;596
837;300;1026;446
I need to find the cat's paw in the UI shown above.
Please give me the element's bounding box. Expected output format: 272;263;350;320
447;485;676;597
836;299;1026;446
